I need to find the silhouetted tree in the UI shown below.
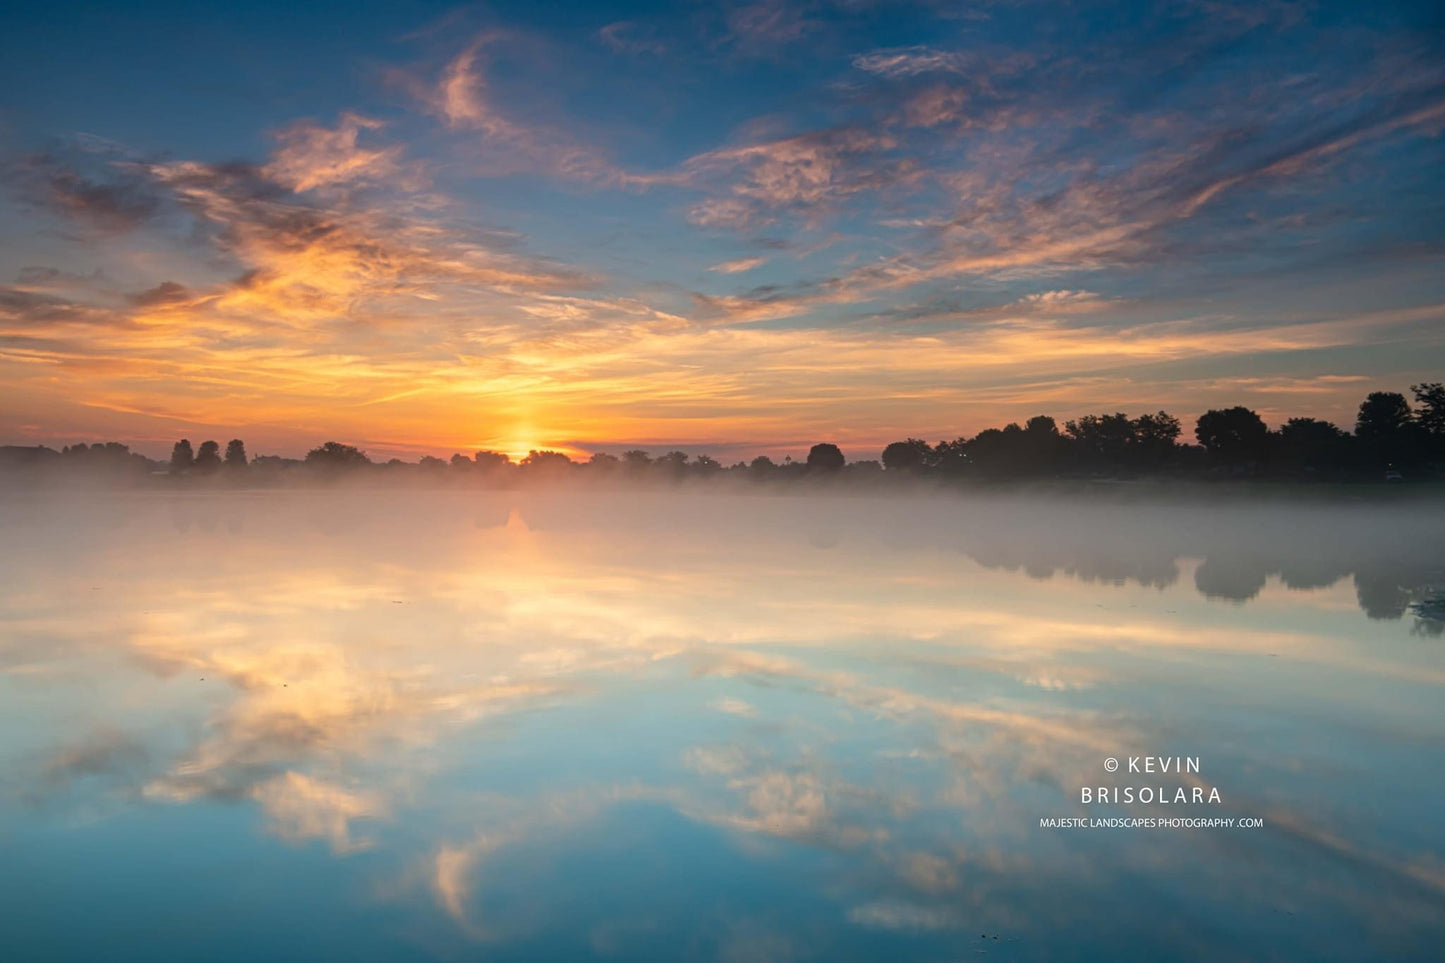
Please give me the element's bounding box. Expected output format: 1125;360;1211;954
1356;391;1412;439
749;455;776;478
1195;407;1270;468
1025;415;1058;436
305;441;370;470
170;439;194;473
882;438;933;472
1277;418;1350;473
520;450;573;475
693;454;722;474
1412;383;1445;437
806;443;845;472
1018;416;1068;475
655;451;689;477
194;440;222;472
1412;382;1445;463
224;439;247;469
419;455;447;472
1131;411;1181;469
54;442;152;477
450;453;473;470
1355;391;1415;467
1065;413;1135;468
933;437;971;475
474;451;511;471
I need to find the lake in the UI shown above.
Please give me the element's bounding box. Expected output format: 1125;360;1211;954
2;489;1443;961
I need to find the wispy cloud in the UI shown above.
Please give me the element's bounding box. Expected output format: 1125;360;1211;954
681;127;920;228
597;21;667;57
709;256;767;274
852;45;1031;80
724;1;821;51
264;113;411;193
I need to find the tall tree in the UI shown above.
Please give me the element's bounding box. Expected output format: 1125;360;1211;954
1355;392;1412;439
224;439;247;469
1355;391;1415;465
194;440;222;471
1410;383;1445;437
170;439;194;473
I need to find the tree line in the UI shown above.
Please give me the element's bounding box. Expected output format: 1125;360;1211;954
4;383;1442;486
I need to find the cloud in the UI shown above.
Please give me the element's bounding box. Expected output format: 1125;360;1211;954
818;84;1445;294
414;36;638;184
688;198;762;230
1016;290;1113;313
127;281;191;307
709;697;758;716
709;256;767;274
9;153;160;233
597;21;667;57
847;900;958;932
853;45;1031;80
252;771;385;852
681;127;919;228
726;770;830;837
724;1;820;51
35;727;149;792
12;137;591;355
1175;95;1445;218
263;113;409;192
134;152;589;326
0;286;126;328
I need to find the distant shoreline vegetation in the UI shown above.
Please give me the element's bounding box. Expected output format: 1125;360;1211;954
4;384;1444;489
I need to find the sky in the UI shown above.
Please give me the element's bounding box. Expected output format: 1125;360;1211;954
1;0;1442;462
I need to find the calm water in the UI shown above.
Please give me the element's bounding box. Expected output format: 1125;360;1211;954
2;490;1443;961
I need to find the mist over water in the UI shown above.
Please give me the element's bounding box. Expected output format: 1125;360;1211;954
2;490;1443;961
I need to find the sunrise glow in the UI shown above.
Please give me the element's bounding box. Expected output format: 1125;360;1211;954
1;2;1441;463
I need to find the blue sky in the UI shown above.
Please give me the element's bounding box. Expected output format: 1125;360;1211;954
1;0;1442;459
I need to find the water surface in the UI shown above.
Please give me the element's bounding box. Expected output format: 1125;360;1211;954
2;490;1443;961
